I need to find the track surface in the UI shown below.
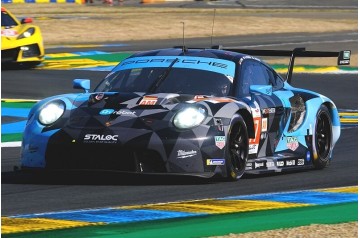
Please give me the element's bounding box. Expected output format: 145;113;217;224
1;35;358;216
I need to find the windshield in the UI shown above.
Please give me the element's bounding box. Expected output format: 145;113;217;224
1;11;18;28
95;56;236;97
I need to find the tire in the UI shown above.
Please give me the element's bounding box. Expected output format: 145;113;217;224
313;105;332;169
225;114;249;181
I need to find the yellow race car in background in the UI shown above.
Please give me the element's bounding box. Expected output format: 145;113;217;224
1;7;44;68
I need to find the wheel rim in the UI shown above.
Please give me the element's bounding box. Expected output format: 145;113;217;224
316;112;331;158
230;124;247;172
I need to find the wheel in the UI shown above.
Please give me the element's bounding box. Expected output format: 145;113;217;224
313;105;332;169
226;114;249;181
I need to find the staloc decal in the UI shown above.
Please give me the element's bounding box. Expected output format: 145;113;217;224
83;134;119;144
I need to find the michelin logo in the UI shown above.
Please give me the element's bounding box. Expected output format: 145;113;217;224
206;159;225;166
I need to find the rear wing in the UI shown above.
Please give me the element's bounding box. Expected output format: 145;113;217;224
212;47;351;84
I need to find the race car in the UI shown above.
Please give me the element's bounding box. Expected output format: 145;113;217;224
1;7;45;68
20;47;350;180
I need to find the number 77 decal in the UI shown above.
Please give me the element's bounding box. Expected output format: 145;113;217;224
249;117;261;154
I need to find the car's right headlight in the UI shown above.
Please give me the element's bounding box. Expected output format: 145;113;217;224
38;101;65;125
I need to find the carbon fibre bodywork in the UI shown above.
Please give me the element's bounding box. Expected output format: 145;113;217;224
21;48;341;179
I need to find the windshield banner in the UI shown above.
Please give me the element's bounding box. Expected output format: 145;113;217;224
115;56;235;77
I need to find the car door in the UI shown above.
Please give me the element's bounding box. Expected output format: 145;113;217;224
236;58;285;159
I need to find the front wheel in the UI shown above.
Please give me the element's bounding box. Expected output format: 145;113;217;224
313;105;332;169
225;114;249;181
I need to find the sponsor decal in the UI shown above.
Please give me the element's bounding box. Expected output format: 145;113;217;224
177;150;197;159
239;55;261;64
121;57;230;69
206;159;225;166
286;160;296;166
115;110;136;116
95;93;104;101
83;134;118;144
297;159;305;166
261;118;267;132
262;108;276;114
249;144;259;155
277;161;284;167
99;109;115;115
214;136;226;150
139;96;158;105
1;29;18;37
255;162;265;169
117;56;235;77
267;161;275;167
343;50;351;59
191;96;236;103
215;118;224;132
252;109;261;118
286;137;299;151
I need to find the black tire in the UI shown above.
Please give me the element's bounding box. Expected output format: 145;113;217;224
313;105;332;169
225;114;249;181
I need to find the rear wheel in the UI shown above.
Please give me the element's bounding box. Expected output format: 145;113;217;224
313;105;332;169
226;114;249;181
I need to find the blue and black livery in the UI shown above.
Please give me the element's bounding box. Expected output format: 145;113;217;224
21;47;350;180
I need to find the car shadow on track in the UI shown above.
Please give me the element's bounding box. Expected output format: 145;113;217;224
1;169;310;186
1;170;215;186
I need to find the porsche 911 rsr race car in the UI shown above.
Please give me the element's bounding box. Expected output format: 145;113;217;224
1;7;44;68
20;47;350;180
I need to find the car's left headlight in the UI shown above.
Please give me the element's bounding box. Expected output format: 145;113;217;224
38;101;65;125
173;107;207;129
17;27;35;39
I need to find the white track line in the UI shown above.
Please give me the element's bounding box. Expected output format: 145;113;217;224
2;142;22;148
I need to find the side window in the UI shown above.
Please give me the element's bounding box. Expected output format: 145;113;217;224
261;64;284;91
238;59;270;97
273;74;284;91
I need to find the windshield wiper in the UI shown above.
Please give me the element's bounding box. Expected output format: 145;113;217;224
148;58;178;93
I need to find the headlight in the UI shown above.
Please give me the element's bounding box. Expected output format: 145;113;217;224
17;27;35;39
38;101;65;125
173;107;207;129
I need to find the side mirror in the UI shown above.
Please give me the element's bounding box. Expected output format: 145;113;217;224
250;85;272;96
21;18;33;24
73;79;90;93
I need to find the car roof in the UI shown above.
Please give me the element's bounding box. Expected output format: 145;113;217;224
129;48;250;64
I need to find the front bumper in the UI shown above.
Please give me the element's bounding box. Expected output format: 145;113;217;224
21;125;228;177
2;43;43;64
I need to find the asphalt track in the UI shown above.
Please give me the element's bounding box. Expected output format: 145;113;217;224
1;34;358;217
